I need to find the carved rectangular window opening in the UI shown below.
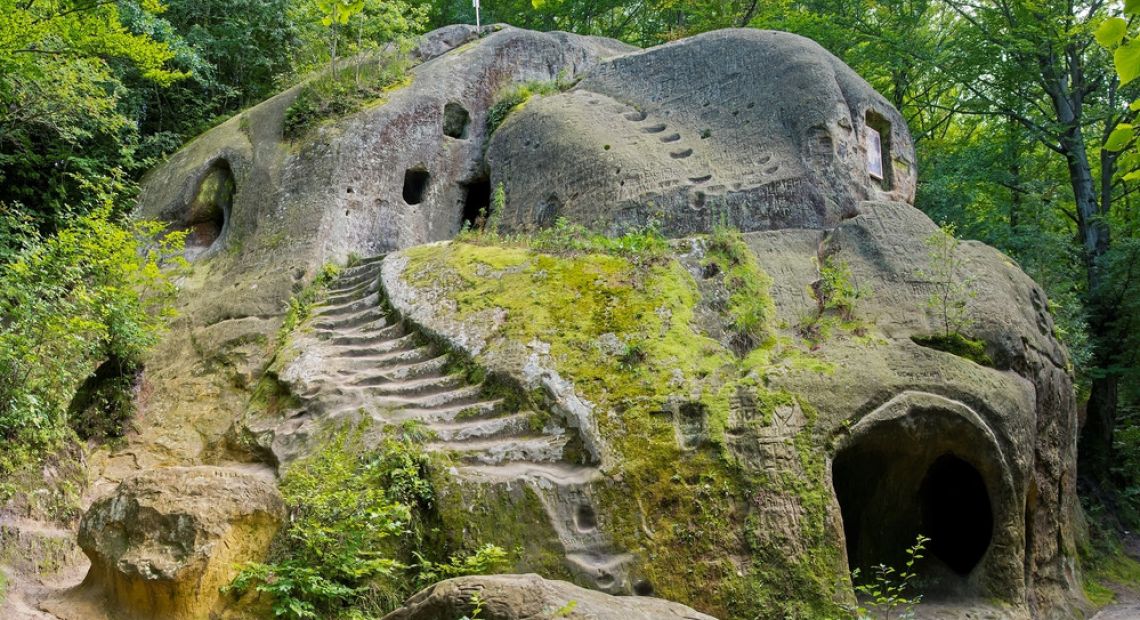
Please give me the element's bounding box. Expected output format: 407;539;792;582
865;110;894;190
866;128;884;180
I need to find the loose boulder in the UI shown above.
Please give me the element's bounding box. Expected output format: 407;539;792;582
381;574;718;620
61;467;283;620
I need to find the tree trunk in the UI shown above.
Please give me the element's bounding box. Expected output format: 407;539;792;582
1042;61;1118;483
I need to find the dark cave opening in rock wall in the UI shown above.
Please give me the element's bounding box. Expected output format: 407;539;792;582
403;167;430;205
460;177;491;229
834;441;994;584
184;159;233;252
920;454;994;575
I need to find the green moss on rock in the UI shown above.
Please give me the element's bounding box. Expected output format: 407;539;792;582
401;238;849;617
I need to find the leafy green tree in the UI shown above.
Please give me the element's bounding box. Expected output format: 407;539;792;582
0;0;186;232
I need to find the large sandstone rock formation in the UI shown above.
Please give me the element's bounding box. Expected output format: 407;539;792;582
488;29;916;236
47;21;1084;620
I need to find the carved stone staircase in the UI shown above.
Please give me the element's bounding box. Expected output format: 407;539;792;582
273;255;635;593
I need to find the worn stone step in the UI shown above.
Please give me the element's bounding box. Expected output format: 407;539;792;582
377;384;487;408
427;435;569;465
327;274;379;295
326;333;419;356
456;461;601;485
314;292;380;317
310;308;389;331
347;355;449;382
349;360;451;386
345;254;386;270
335;263;385;284
388;398;507;423
350;373;466;395
314;317;399;339
431;411;539;442
325;282;379;306
325;326;409;347
339;346;439;368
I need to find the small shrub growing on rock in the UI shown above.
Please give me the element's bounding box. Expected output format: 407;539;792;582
284;50;412;139
920;224;976;338
798;255;871;345
704;226;776;353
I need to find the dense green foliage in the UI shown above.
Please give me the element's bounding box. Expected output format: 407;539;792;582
0;195;184;488
226;427;508;619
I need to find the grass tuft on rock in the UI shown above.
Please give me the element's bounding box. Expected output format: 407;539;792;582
911;332;994;367
284;53;412;140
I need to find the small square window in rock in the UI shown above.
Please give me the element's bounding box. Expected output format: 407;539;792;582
866;128;884;180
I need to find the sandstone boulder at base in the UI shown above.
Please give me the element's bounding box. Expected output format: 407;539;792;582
381;574;719;620
58;466;283;620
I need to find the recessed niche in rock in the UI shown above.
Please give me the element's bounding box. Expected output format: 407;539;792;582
536;193;562;228
865;110;894;190
443;102;471;139
675;401;707;450
403;167;430;205
460;177;491;229
181;160;233;257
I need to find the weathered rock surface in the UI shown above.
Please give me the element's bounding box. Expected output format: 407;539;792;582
487;29;916;236
381;574;718;620
47;466;283;620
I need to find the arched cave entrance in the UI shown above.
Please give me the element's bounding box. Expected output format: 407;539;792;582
182;159;233;257
833;400;1000;599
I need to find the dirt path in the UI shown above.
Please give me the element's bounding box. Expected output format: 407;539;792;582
1090;535;1140;620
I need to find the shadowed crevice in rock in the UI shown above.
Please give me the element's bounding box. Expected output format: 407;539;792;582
443;101;471;139
460;176;491;229
920;453;994;575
